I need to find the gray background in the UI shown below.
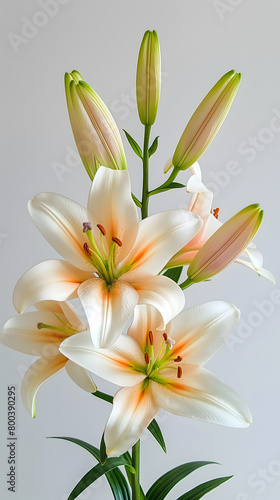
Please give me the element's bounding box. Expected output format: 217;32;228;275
1;1;280;499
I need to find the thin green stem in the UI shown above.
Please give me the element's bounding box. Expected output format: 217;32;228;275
180;277;194;290
141;125;151;219
148;166;180;196
91;390;113;404
131;440;141;500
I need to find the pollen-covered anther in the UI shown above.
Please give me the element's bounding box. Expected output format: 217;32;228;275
145;352;150;364
83;221;93;233
148;330;154;345
174;356;183;362
177;366;183;379
212;207;220;219
97;224;106;235
83;242;92;256
163;333;168;341
112;237;122;247
37;322;43;329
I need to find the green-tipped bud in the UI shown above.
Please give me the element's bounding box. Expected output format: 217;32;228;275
173;70;241;171
65;71;127;180
187;204;263;283
136;30;161;125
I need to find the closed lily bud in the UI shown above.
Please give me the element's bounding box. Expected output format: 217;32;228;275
136;30;161;125
65;71;127;180
173;70;241;171
187;204;263;283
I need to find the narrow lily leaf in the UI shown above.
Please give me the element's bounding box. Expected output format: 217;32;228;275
92;390;114;404
67;458;135;500
123;130;143;159
163;266;183;283
49;437;131;500
146;461;216;500
132;193;142;208
176;476;233;500
100;433;107;465
147;419;167;453
148;136;159;156
149;182;186;196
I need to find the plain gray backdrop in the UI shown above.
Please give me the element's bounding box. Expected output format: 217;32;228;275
1;1;280;499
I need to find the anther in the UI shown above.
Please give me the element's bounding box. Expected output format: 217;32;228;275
112;237;122;247
83;221;93;232
145;352;150;364
212;208;220;219
37;322;43;329
148;331;154;345
177;366;183;378
83;242;92;256
174;356;182;362
97;224;106;236
163;333;168;341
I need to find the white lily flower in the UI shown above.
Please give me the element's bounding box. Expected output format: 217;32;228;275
1;301;96;417
60;302;252;457
13;167;203;348
167;163;275;283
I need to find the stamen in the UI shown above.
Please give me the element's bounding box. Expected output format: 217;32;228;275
83;221;93;232
163;333;168;341
37;322;43;329
174;356;182;362
148;331;154;345
83;242;92;256
112;236;122;247
97;224;106;236
212;208;220;219
145;352;150;364
177;366;183;378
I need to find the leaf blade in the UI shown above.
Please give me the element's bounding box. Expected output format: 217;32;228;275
163;266;183;283
176;476;233;500
147;419;167;453
123;130;143;159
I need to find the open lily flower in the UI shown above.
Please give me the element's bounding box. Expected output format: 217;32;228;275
1;301;96;417
166;163;275;282
13;167;202;348
60;302;252;457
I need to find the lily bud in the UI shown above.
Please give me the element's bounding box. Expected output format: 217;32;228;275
136;30;161;125
65;71;127;180
187;204;263;283
173;70;241;171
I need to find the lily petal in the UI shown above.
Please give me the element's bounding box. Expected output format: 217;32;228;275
13;260;92;313
78;277;139;348
28;192;95;272
135;275;185;330
235;258;276;284
128;304;163;351
87;168;139;260
123;210;202;282
1;311;68;356
60;331;146;387
153;366;252;427
166;302;240;365
104;384;160;456
21;354;67;417
65;360;97;393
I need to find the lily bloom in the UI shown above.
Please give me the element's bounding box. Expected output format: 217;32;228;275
167;163;275;283
60;302;252;457
1;301;96;417
13;167;202;348
65;71;127;180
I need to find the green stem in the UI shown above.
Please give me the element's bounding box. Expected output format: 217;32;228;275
131;440;141;500
141;125;151;219
148;166;180;196
92;390;113;404
180;277;194;290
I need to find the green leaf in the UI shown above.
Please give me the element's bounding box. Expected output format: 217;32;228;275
147;419;166;453
146;461;217;500
100;433;107;465
49;437;132;500
176;476;233;500
123;130;143;159
149;182;185;196
67;458;135;500
148;136;159;156
132;193;142;208
163;266;183;283
92;390;114;404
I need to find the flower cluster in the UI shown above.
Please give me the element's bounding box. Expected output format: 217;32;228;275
1;29;275;499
